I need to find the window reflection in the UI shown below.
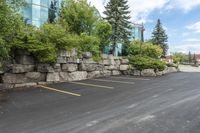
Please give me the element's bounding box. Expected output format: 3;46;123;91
22;0;61;27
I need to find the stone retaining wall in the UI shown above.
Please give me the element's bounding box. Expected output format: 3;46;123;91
0;50;178;89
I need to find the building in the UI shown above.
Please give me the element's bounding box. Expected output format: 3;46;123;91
130;23;145;42
22;0;62;27
104;22;145;56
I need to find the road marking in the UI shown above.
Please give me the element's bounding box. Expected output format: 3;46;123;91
92;79;135;84
110;76;150;80
38;85;81;97
68;81;114;89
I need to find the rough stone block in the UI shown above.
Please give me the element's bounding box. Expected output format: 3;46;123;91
62;63;78;72
114;59;121;65
102;60;110;66
79;63;104;72
156;71;164;76
37;64;54;73
57;56;67;64
164;67;178;74
15;55;35;65
105;65;118;70
133;70;141;76
112;70;121;76
82;58;96;64
46;72;60;82
120;65;129;71
101;54;108;59
120;59;129;64
141;69;156;77
14;83;37;88
82;52;92;59
101;70;111;76
25;72;46;81
53;64;61;72
2;73;27;84
71;48;78;57
68;71;87;81
58;50;71;57
12;64;35;73
87;71;101;79
59;72;70;81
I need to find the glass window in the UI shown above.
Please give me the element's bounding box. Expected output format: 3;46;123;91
32;4;40;21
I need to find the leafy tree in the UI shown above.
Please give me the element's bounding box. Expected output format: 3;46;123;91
60;0;98;35
104;0;132;55
172;52;187;64
48;0;58;23
188;51;192;63
0;0;25;61
151;19;168;56
94;21;112;52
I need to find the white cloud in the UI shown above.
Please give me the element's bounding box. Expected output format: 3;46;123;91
88;0;200;23
172;43;200;53
184;38;200;42
186;21;200;33
173;0;200;12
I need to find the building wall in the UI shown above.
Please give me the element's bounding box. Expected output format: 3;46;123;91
23;0;62;27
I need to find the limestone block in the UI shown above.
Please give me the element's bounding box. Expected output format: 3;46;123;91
46;72;60;82
112;70;121;76
79;63;104;72
120;59;129;64
82;52;92;59
37;64;54;73
68;71;87;81
120;65;129;71
15;55;35;65
57;56;67;64
2;73;27;84
14;82;37;88
12;64;35;73
25;72;46;81
62;63;78;72
141;69;156;77
87;71;101;79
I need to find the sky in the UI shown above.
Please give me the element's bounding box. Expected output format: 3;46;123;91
88;0;200;54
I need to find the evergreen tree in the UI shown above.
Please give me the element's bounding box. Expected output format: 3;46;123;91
188;51;192;63
104;0;132;55
151;19;168;56
48;0;57;23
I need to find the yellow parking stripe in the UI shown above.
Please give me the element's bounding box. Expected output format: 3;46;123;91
68;81;114;89
38;85;81;97
110;76;150;80
92;79;135;84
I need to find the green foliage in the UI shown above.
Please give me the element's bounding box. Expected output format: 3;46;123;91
93;21;112;52
79;33;100;59
129;56;166;71
0;0;25;61
104;0;132;55
151;19;168;56
172;52;187;64
60;0;98;35
128;41;163;58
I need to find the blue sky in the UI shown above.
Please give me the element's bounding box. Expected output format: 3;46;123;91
88;0;200;54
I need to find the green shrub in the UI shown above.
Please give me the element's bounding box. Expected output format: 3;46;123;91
129;55;166;71
128;41;163;58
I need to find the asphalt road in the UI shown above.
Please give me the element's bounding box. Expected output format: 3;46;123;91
1;72;200;133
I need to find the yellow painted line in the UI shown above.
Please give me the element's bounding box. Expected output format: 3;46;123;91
92;79;135;85
110;76;150;81
38;85;81;97
68;81;114;89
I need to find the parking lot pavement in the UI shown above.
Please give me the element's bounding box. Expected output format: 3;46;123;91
1;73;200;133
